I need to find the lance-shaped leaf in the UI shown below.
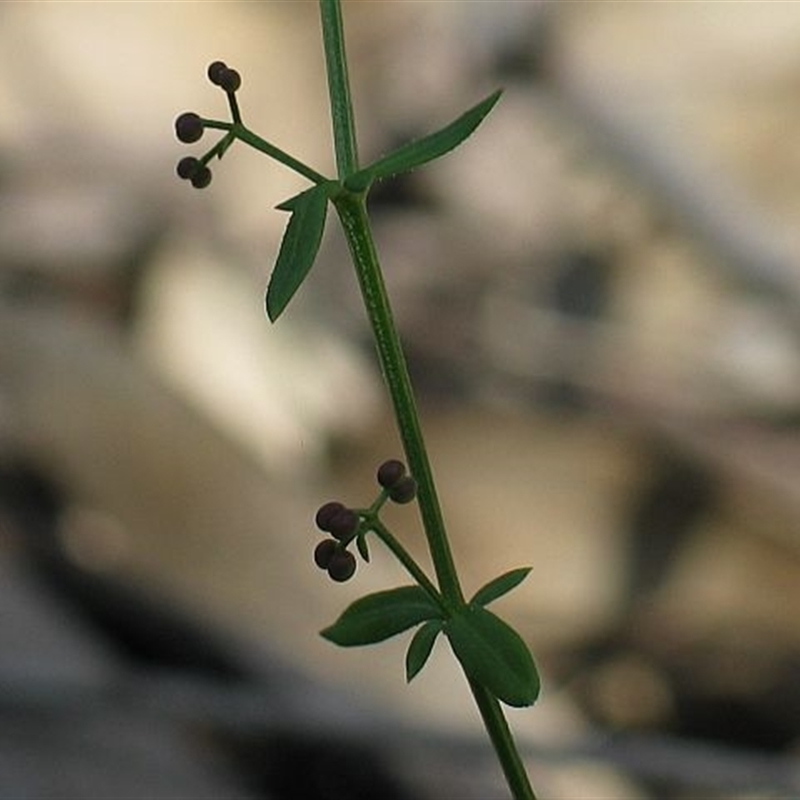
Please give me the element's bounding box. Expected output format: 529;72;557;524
445;605;540;708
470;567;531;608
266;182;331;322
355;531;370;562
215;131;236;160
321;585;443;647
346;90;502;190
405;619;444;682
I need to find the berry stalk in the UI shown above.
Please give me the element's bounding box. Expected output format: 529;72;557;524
367;516;447;613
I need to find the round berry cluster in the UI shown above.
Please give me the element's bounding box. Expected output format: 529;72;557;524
206;60;241;93
312;459;417;582
175;151;212;189
313;501;359;582
174;60;242;189
376;458;417;503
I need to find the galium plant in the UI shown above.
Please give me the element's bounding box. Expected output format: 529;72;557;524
175;2;540;797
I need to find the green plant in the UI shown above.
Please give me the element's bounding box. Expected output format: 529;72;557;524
174;3;539;797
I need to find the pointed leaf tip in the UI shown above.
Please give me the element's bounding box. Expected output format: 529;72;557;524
471;566;532;608
357;89;503;186
266;183;330;322
445;605;540;708
405;619;443;682
321;585;443;647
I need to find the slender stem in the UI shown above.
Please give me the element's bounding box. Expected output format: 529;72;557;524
319;0;359;178
335;193;536;800
234;126;329;184
202;119;328;185
319;2;536;798
334;192;465;605
368;518;448;614
469;681;537;800
227;91;243;125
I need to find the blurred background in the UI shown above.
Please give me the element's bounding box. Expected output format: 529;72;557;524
1;2;800;797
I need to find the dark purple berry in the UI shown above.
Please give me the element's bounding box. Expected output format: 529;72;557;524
389;475;417;504
218;67;241;93
327;508;359;541
190;165;212;189
175;112;204;143
315;501;345;532
207;60;228;86
377;459;406;489
327;549;356;582
176;156;200;180
314;538;338;570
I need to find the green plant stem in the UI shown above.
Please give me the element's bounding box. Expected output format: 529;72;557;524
319;0;359;178
469;681;537;800
334;192;464;605
319;2;536;798
334;190;537;800
368;518;447;613
234;126;328;184
202;119;328;184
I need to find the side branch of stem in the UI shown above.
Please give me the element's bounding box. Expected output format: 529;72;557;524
368;518;448;614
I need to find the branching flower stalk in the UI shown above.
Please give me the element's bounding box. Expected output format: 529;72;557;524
174;3;539;797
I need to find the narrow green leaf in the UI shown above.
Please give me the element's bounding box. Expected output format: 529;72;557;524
445;605;540;708
355;531;370;562
216;132;236;160
470;567;532;608
321;586;443;647
405;619;443;682
354;89;502;186
266;183;330;322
